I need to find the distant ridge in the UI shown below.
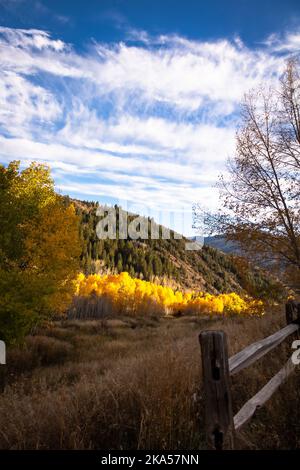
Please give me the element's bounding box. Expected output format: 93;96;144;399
204;235;241;255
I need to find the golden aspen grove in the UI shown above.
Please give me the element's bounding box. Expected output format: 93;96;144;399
75;271;265;317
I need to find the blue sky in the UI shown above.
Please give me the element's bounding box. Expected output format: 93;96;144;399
0;0;300;234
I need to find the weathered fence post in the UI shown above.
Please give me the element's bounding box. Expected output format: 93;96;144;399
199;330;235;450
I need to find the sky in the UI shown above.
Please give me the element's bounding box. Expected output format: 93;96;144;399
0;0;300;235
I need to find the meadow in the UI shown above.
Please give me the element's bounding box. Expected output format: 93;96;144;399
0;305;299;450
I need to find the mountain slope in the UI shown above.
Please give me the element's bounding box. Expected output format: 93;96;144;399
204;235;241;255
72;199;282;298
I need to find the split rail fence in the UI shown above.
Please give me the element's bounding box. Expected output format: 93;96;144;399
199;301;300;450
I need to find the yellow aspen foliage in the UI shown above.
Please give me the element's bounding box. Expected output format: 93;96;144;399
24;201;81;313
0;161;81;344
75;272;264;317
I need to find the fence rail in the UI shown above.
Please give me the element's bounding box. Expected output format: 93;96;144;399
199;301;300;450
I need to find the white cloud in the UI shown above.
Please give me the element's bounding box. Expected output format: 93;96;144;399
264;31;300;53
0;26;65;51
0;70;61;137
0;26;287;111
0;135;219;186
91;38;285;112
56;108;236;162
0;26;298;232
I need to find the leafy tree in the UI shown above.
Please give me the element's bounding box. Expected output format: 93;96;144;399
214;60;300;288
0;161;81;344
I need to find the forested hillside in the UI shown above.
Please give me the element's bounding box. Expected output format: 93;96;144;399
73;199;283;299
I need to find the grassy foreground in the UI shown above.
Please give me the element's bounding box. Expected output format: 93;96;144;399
0;308;299;449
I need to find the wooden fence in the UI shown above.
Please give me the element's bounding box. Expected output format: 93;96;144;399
199;301;300;450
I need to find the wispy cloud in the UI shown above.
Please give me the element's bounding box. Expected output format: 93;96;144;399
0;25;299;231
263;31;300;53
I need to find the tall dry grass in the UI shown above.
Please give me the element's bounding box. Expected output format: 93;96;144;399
0;308;299;449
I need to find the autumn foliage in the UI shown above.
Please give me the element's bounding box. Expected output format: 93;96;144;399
0;161;81;343
75;272;264;317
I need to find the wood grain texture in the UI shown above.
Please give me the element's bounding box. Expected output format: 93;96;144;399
234;358;296;431
199;330;235;449
229;323;299;376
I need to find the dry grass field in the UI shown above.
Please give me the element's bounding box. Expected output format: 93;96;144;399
0;308;299;450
